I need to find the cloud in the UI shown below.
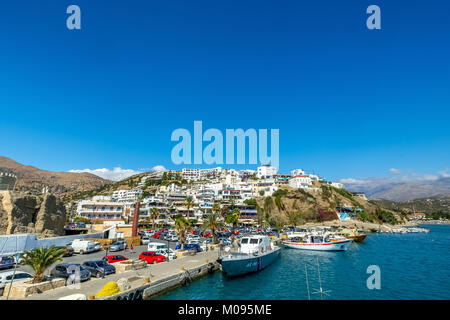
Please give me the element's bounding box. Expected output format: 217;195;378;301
439;169;450;178
69;167;141;181
338;168;450;193
152;165;167;172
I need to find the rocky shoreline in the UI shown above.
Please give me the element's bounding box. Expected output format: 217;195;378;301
305;219;420;233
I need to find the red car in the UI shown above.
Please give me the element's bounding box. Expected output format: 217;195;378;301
103;255;128;264
203;232;212;238
139;251;167;264
153;232;161;239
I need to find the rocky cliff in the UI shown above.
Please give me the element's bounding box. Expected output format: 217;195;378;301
0;191;66;237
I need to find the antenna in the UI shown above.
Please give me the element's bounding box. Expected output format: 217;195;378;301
312;257;331;300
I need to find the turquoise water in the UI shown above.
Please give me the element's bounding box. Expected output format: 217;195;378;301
155;225;450;300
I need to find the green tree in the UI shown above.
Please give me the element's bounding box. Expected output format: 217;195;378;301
175;216;189;250
201;213;223;244
184;196;194;216
150;208;159;226
23;246;66;283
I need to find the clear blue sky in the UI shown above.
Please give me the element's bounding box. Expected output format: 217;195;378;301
0;0;449;181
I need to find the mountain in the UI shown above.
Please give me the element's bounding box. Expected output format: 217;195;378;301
374;194;450;215
341;177;450;202
0;156;111;194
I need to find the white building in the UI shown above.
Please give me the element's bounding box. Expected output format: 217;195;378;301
182;167;222;181
330;182;344;189
111;188;142;202
289;175;313;189
76;200;124;221
291;169;305;176
257;165;278;179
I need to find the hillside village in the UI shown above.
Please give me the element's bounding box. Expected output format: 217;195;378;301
63;165;406;230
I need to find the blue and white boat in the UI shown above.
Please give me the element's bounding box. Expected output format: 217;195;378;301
217;235;280;277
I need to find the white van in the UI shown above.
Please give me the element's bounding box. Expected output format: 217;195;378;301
71;239;96;254
147;242;168;252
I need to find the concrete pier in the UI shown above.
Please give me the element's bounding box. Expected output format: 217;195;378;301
15;250;220;300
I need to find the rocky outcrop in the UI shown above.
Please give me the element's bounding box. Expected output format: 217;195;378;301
0;191;66;237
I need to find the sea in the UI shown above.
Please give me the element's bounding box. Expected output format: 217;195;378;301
154;224;450;300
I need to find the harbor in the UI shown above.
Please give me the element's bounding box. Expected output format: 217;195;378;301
155;224;450;300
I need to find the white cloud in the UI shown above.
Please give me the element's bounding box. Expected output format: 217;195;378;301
152;165;167;172
389;168;402;174
69;167;141;181
439;169;450;178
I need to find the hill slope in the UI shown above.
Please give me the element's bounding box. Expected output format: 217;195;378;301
0;156;110;194
342;177;450;201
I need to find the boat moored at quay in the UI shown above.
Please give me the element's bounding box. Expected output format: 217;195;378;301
218;235;281;277
283;231;353;251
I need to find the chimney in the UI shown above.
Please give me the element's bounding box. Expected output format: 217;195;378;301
132;201;140;237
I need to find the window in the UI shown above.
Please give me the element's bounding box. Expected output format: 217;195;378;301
241;238;248;244
250;239;259;244
101;207;105;211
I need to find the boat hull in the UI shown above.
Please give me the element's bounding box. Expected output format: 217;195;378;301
346;234;367;243
283;239;352;251
219;248;281;277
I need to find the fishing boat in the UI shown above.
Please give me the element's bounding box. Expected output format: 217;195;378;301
217;235;280;277
338;227;367;243
283;231;352;251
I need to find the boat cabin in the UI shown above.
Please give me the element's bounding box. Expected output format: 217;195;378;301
239;235;272;255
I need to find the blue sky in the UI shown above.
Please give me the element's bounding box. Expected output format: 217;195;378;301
0;0;449;181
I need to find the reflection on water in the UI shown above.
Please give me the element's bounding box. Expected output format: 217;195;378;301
153;225;450;300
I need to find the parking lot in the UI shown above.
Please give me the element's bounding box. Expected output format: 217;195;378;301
0;239;177;280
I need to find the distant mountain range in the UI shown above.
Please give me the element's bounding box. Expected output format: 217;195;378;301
342;176;450;202
0;156;110;194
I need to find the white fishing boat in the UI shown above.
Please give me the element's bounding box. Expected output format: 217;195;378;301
283;231;352;251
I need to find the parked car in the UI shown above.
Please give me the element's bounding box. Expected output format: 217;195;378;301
156;248;177;260
166;234;179;242
109;241;127;252
218;238;232;245
0;271;33;292
147;242;168;252
70;239;97;254
103;255;128;264
82;260;115;278
175;243;201;252
141;236;151;245
153;232;162;239
50;263;91;282
0;256;15;270
139;251;167;264
75;222;86;228
93;242;102;252
55;245;74;257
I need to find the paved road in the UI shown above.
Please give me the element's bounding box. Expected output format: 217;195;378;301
0;239;178;277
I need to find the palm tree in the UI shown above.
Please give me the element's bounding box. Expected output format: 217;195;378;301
175;216;189;250
23;246;66;283
212;202;221;215
150;207;159;226
201;213;223;244
184;196;194;218
287;212;301;228
231;208;241;227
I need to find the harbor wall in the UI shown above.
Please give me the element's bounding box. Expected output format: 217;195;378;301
0;232;104;256
101;261;219;301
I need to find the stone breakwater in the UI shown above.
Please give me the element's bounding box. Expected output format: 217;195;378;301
307;219;420;233
0;191;66;237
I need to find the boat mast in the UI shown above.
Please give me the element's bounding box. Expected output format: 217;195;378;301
304;264;311;300
312;257;331;300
